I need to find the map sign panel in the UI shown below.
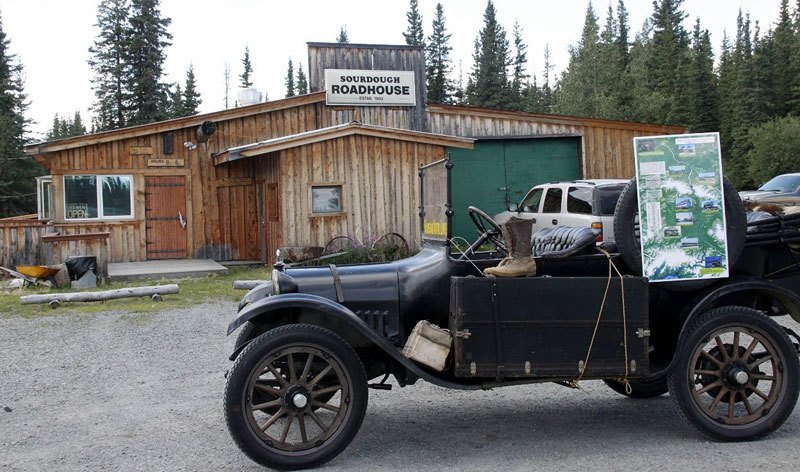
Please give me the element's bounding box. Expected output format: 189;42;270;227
633;132;729;282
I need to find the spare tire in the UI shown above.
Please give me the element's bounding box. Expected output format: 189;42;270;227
613;177;745;291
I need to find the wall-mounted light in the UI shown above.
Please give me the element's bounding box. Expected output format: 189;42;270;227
183;141;197;150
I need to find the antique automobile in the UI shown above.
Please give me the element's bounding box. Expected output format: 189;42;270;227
223;158;800;470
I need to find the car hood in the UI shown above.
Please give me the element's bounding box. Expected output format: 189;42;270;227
739;189;781;201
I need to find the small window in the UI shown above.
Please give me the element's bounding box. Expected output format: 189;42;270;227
37;176;54;220
567;186;592;214
311;185;343;214
542;188;562;213
64;175;134;220
519;188;543;212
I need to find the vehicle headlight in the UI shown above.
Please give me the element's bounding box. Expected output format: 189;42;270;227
272;269;281;295
271;269;297;295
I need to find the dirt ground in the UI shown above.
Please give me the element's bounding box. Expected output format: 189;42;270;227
1;303;799;471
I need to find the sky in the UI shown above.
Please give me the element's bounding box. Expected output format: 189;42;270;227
0;0;785;139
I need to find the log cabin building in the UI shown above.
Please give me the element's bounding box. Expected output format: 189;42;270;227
3;43;685;271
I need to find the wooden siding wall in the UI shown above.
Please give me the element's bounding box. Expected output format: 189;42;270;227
279;135;445;249
42;101;338;261
308;43;426;131
427;109;684;179
0;220;139;276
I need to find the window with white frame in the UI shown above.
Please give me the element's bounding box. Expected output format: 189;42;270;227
64;175;134;220
37;176;54;220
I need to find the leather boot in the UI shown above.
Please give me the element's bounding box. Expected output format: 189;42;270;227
483;217;536;277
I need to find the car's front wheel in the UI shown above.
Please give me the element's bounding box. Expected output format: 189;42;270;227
224;324;368;470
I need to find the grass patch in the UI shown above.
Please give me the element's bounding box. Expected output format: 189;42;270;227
0;266;270;318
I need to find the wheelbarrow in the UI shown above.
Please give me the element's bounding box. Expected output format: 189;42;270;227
1;265;61;287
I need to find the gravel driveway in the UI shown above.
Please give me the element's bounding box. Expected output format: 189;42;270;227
1;303;799;471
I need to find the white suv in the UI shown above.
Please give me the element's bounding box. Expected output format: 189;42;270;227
494;179;628;243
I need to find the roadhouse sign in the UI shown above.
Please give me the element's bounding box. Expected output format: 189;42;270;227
324;69;416;106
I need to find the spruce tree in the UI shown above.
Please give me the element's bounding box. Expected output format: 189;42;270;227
403;0;425;47
730;11;758;186
70;111;87;136
717;32;738;171
791;0;800;114
337;26;349;44
758;0;794;117
183;64;201;115
0;14;41;217
647;0;691;125
466;1;512;109
88;0;131;131
426;3;453;104
296;63;308;95
556;2;602;117
48;112;87;140
616;0;630;68
240;46;253;88
127;0;172;126
510;21;529;110
167;83;184;118
285;58;295;98
686;19;719;132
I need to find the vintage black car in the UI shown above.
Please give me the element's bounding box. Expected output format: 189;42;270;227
224;159;800;470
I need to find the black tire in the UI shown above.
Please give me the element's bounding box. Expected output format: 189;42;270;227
234;321;257;352
224;324;368;470
667;306;800;441
613;177;746;291
604;377;669;399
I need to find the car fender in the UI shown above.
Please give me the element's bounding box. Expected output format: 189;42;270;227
228;293;481;390
681;279;800;327
650;279;800;380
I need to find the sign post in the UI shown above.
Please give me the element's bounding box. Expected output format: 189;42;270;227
633;132;729;282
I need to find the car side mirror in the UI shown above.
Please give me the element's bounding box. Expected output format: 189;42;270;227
509;203;519;212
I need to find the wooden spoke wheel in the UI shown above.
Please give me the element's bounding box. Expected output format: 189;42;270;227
668;307;799;441
224;325;367;470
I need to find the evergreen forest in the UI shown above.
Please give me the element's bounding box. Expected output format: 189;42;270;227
1;0;798;216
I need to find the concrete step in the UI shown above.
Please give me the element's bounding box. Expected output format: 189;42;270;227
107;259;229;282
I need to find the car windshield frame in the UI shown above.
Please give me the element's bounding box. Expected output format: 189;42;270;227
758;174;800;193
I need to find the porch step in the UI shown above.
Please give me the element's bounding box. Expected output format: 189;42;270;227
107;259;229;282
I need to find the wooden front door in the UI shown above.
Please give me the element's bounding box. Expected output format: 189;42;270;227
145;176;188;260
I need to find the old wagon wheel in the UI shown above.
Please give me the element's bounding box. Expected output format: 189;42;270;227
371;232;410;261
323;236;356;255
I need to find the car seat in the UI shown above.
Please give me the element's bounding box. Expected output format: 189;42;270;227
531;227;599;260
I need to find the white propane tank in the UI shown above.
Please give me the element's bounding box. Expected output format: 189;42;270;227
238;87;263;106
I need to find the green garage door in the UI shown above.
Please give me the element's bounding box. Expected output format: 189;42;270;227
448;137;580;241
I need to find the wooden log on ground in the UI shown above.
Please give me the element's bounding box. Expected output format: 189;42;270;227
233;280;268;290
20;284;179;305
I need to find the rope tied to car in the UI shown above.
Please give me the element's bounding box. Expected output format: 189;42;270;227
569;248;630;394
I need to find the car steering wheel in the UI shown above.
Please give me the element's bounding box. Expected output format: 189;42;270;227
465;206;507;254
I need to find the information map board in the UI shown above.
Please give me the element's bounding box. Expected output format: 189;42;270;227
633;132;729;282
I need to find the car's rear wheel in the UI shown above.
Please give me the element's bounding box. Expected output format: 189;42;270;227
667;306;799;441
224;324;368;470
